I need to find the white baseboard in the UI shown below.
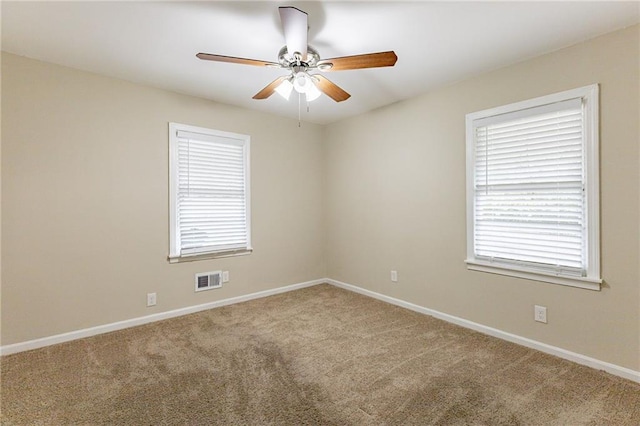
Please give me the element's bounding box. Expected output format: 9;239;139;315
0;278;324;356
326;278;640;384
3;277;639;385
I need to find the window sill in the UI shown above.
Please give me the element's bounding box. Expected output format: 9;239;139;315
465;259;601;291
168;248;252;263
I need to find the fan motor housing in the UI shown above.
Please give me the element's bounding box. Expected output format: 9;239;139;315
278;45;321;68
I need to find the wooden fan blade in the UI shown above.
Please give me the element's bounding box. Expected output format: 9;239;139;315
253;76;289;100
313;75;351;102
196;53;278;68
317;51;397;71
279;6;308;60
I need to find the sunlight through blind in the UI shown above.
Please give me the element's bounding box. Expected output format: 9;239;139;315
473;98;586;276
175;129;249;256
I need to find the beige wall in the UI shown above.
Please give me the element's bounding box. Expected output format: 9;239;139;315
1;53;325;345
324;26;640;370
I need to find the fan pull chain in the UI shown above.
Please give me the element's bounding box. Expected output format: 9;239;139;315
298;92;301;127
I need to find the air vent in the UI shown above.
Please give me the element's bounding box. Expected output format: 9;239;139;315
195;271;222;292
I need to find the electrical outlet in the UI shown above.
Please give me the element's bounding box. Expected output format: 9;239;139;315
222;271;230;283
534;305;547;323
147;292;157;307
391;270;398;282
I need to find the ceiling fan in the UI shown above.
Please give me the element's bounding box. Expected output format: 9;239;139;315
196;6;397;103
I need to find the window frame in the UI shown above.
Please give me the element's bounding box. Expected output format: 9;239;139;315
465;85;601;290
168;122;251;263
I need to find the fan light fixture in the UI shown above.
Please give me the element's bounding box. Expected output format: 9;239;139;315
276;72;321;102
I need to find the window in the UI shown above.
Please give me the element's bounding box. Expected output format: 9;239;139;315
169;123;251;262
465;85;600;290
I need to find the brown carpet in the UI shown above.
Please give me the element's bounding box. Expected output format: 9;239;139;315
1;284;639;425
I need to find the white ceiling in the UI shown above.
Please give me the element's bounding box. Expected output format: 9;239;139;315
2;1;638;124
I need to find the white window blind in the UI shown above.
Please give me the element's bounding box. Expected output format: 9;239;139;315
169;124;250;260
465;85;600;289
475;99;584;275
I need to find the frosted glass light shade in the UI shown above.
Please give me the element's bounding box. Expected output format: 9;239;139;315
275;79;293;100
305;81;322;101
293;73;308;93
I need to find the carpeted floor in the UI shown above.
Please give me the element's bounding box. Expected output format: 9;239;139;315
1;283;639;425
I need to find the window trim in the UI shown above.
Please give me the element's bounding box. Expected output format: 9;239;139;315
168;122;251;263
465;84;601;290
